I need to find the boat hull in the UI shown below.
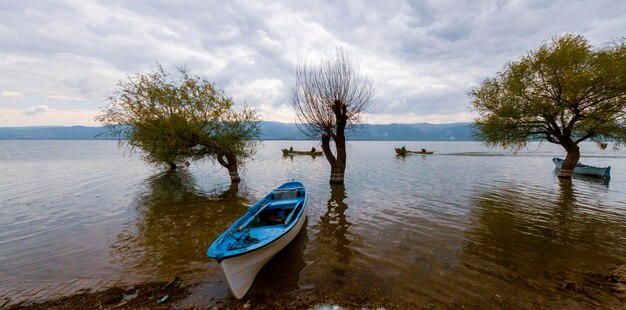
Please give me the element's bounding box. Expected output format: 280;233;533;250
218;204;308;299
282;149;322;156
552;157;610;178
395;148;433;155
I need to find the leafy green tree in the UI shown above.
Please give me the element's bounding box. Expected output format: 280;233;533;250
292;48;376;184
470;34;626;178
96;65;261;183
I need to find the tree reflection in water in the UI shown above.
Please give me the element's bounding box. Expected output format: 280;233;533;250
110;169;250;282
461;179;626;306
321;184;352;276
300;183;354;290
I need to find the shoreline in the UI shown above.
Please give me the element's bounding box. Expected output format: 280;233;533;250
6;270;625;310
5;279;416;310
6;280;190;310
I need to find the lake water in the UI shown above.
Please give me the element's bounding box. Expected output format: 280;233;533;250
1;140;625;308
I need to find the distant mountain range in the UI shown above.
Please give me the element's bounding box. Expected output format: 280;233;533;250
0;122;475;141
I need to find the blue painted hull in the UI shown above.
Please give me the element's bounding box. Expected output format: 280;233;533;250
207;180;307;298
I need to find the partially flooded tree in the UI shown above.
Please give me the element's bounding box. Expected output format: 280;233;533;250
470;34;626;178
292;49;376;184
96;65;261;183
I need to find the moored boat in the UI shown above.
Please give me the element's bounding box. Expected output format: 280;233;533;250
395;148;434;156
207;181;308;298
552;157;611;179
282;149;323;156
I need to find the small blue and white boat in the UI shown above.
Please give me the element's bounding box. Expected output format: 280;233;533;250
552;157;611;179
207;180;308;298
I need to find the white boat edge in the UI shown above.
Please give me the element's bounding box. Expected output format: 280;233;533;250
552;157;610;178
218;203;308;299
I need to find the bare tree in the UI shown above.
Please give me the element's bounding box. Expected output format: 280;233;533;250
292;48;376;184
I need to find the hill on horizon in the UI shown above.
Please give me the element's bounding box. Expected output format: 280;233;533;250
0;122;476;141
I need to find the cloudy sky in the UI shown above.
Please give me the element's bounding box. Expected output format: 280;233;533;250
1;0;625;126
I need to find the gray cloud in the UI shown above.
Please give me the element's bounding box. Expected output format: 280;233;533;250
24;105;53;115
1;0;625;125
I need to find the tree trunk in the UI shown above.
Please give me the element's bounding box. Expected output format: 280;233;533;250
168;162;177;170
321;134;346;184
217;153;241;183
218;182;240;199
321;134;337;182
559;143;580;179
323;100;348;184
330;137;346;184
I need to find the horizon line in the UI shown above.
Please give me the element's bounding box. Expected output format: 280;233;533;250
0;121;473;129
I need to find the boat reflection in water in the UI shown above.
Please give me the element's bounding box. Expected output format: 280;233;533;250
247;220;308;294
552;169;611;187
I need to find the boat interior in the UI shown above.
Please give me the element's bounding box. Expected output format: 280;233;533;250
246;188;305;228
216;184;306;252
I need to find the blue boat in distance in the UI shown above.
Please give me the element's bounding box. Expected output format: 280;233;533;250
552;157;611;179
207;180;308;298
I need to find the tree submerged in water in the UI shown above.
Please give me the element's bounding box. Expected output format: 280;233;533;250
292;48;376;184
96;65;261;183
470;34;626;178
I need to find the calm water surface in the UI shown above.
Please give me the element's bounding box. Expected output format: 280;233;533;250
1;140;625;308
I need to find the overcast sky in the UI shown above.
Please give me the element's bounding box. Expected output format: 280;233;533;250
1;0;625;126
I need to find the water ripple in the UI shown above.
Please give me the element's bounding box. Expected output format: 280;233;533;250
1;140;625;307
